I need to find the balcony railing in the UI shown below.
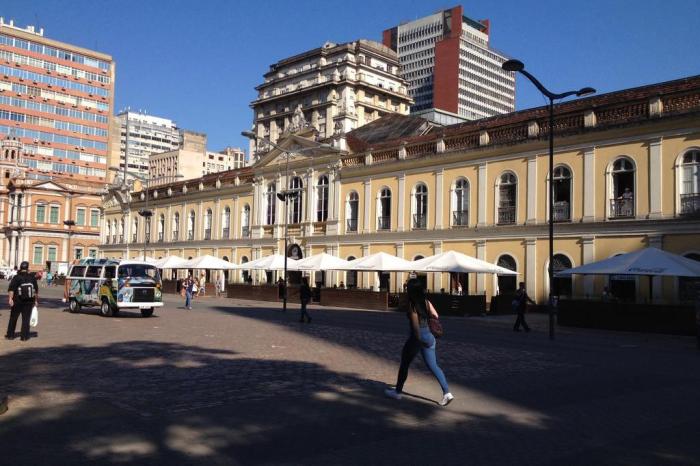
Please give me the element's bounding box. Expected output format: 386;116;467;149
609;198;634;219
222;227;230;239
145;233;150;243
452;210;468;226
204;229;212;240
498;206;516;225
187;231;194;240
172;231;179;241
377;216;391;231
413;214;427;230
346;218;358;232
105;236;110;244
158;232;164;242
680;193;700;216
118;235;123;243
132;234;137;242
241;226;250;238
553;201;570;222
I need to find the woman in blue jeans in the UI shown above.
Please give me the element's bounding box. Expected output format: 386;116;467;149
385;279;454;406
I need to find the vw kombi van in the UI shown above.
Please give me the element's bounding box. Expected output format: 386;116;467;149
65;258;163;317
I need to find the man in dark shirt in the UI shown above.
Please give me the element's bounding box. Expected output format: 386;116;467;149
6;261;39;341
512;281;535;332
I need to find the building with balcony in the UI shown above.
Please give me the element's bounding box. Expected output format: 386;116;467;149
0;17;115;184
383;5;515;123
248;39;413;161
101;75;700;304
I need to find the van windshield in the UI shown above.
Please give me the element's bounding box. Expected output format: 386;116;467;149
118;264;161;285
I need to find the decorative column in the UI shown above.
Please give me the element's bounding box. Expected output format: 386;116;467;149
583;148;596;222
526;156;538;224
648;139;663;219
434;170;444;229
525;237;537;301
166;205;172;242
197;201;203;241
305;168;315;224
476;240;486;295
214;198;221;240
477;163;487;226
582;236;595;296
363;179;372;233
232;196;239;239
397;173;406;232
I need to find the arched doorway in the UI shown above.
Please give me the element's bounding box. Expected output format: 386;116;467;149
240;256;250;283
497;255;517;294
551;254;573;298
346;256;357;289
287;244;303;285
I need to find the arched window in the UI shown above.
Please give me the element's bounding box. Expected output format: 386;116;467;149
346;191;359;232
679;253;700;301
119;219;124;243
172;212;180;241
106;220;112;244
132;218;139;243
551;254;572;297
552;166;572;222
316;175;329;222
680;150;700;216
452;178;469;226
497;172;517;225
346;256;357;288
289;177;303;223
412;184;428;229
158;214;165;242
187;210;195;240
377;188;391;230
497;254;517;293
610;158;635;219
266;183;276;225
222;207;231;238
204;208;212;239
241;204;250;237
240;256;250;283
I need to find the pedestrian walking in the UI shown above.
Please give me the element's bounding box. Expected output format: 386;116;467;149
512;282;535;332
299;277;312;323
46;271;53;288
184;275;194;310
198;273;206;297
385;279;453;406
5;261;39;342
215;273;225;298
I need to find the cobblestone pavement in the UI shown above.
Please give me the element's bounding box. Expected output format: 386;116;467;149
1;287;699;465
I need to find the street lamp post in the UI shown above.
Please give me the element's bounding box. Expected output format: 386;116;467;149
241;130;337;313
63;220;75;261
502;59;595;340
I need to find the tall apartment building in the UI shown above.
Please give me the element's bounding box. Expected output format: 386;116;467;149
204;147;245;174
249;39;412;159
116;110;180;180
383;5;515;123
0;17;115;182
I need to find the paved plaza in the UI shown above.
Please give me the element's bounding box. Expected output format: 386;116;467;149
1;286;700;465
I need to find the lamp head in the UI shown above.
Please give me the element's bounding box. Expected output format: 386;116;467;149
63;220;76;227
138;209;153;218
576;87;596;97
276;193;286;202
502;59;524;72
241;131;257;141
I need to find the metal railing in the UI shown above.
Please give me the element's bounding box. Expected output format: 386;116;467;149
452;210;468;226
241;226;250;238
346;218;358;232
222;227;230;239
497;206;516;225
413;214;427;229
158;232;164;242
118;235;123;243
172;231;179;241
680;193;700;216
187;231;194;240
609;198;634;219
377;216;391;230
204;229;212;240
553;201;570;222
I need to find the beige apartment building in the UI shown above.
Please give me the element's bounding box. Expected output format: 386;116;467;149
102;75;700;305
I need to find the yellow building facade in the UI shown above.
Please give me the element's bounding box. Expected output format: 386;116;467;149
101;76;700;305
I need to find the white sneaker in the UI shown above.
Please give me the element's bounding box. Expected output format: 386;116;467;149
439;393;454;406
384;388;402;400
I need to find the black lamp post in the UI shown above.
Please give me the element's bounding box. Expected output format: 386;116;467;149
502;59;595;340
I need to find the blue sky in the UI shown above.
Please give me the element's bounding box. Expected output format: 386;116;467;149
4;0;700;151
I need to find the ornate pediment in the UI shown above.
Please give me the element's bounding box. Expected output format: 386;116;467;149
254;131;332;168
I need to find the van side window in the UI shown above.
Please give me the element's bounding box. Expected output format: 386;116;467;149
68;266;86;278
103;266;116;279
85;266;102;278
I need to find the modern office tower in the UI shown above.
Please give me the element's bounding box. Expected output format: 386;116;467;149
116;110;181;180
383;5;515;124
0;17;115;182
249;39;412;160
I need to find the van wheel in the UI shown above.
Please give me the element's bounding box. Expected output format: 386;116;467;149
68;299;80;314
100;300;114;317
141;308;154;318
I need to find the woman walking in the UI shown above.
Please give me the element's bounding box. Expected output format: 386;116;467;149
385;279;454;406
299;277;312;323
183;275;194;310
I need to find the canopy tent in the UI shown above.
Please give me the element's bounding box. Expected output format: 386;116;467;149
556;248;700;278
130;255;158;264
294;253;351;271
154;255;189;269
242;254;299;271
182;255;238;270
411;250;519;275
341;252;415;272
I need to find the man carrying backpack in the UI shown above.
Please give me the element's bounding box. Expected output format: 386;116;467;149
5;261;38;342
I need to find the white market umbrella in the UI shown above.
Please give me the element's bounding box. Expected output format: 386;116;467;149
412;250;518;275
130;255;158;264
182;255;239;270
556;248;700;278
295;253;351;271
155;255;189;269
342;252;415;272
243;254;299;271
